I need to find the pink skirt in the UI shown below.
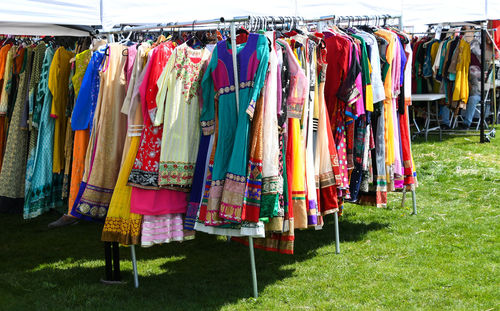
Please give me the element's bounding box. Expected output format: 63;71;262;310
141;213;195;247
130;187;188;215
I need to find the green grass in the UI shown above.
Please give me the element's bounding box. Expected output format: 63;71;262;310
1;127;499;310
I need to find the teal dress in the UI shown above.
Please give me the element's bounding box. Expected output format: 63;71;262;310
201;33;269;225
24;47;57;219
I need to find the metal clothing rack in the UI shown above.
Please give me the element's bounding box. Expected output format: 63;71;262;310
98;14;416;299
410;22;498;143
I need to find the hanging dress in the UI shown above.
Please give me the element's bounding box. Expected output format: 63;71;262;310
128;43;190;216
22;47;56;218
200;33;269;225
101;43;150;245
50;47;74;174
0;45;15;172
0;47;32;199
71;43;128;222
154;43;207;191
67;49;92;213
24;43;47;207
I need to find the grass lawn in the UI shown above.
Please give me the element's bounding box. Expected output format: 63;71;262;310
1;127;499;310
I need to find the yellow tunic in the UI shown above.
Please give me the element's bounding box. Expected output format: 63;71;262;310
452;39;471;108
48;47;74;173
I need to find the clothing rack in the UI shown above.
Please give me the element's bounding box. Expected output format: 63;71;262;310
410;22;496;143
97;14;416;298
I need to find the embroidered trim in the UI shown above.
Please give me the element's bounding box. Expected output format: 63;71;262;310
102;217;142;245
287;100;304;119
319;171;336;188
246;99;256;120
215;81;255;99
201;120;215;135
128;169;160;189
219;173;246;222
262;176;282;195
158;161;195;188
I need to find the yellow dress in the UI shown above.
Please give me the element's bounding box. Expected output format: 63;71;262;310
48;47;74;173
101;136;142;245
452;39;471;108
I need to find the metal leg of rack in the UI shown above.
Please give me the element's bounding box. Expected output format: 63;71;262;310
401;188;407;208
248;237;258;298
411;189;417;215
334;211;340;254
130;245;139;288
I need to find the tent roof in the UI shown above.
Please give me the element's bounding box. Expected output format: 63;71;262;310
1;0;499;35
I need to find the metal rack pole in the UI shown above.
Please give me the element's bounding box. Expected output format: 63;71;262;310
229;20;258;298
248;237;259;298
481;24;486;143
406;104;418;215
130;245;139;288
334;211;340;254
97;16;253;35
411;189;417;215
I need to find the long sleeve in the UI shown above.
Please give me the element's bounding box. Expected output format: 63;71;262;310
246;34;270;119
154;48;176;126
200;46;218;136
280;40;307;119
71;48;105;130
48;49;60;119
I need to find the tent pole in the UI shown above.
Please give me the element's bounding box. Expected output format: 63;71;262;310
130;245;139;288
481;24;486;143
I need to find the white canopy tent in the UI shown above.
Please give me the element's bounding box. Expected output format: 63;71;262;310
0;0;499;35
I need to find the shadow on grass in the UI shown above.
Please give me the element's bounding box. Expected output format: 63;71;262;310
0;210;388;310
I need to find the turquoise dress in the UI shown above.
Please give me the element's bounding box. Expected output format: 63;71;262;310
200;33;269;225
23;47;56;219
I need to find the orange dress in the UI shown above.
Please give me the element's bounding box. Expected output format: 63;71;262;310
67;50;91;214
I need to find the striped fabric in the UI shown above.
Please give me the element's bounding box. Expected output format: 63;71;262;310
141;214;194;247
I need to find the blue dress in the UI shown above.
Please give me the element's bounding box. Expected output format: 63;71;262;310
23;47;56;219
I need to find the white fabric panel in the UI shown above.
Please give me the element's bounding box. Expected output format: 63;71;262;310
100;0;297;29
0;22;91;36
486;0;500;20
0;1;101;25
402;0;486;27
297;0;401;19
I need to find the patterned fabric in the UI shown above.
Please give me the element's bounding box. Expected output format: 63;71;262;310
141;214;194;247
154;43;208;190
0;45;14;115
240;94;265;223
200;34;269;230
127;43;171;189
29;43;46;128
0;47;31;199
128;124;163;189
71;50;91;98
23;47;56;218
24;44;46;205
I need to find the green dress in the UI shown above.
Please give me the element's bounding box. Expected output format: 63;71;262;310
199;33;269;231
